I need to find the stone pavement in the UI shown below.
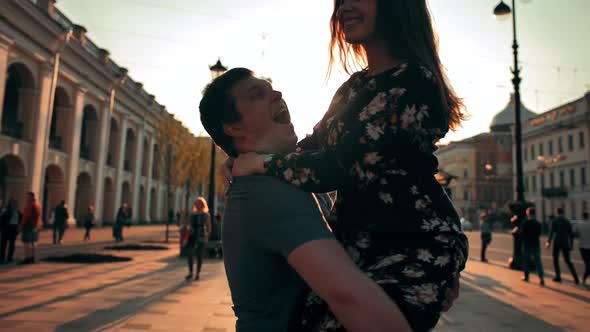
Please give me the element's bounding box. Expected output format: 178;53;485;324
0;232;235;332
4;225;174;264
436;257;590;332
1;226;589;332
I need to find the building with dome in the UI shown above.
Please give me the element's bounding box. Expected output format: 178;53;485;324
522;92;590;224
435;94;537;224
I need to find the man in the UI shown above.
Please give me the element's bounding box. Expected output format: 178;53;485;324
0;198;21;264
521;207;545;286
114;203;131;242
53;200;68;244
200;68;457;331
19;192;41;264
546;207;579;283
575;212;590;285
480;212;492;262
83;205;96;241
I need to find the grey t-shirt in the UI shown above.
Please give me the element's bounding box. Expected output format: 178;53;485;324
223;175;333;332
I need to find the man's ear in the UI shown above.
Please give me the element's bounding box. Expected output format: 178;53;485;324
223;122;245;139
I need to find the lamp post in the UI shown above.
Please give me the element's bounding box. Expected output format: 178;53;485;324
537;156;548;228
207;58;228;219
493;0;533;269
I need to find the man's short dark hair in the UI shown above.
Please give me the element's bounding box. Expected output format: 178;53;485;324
526;207;536;216
27;192;35;199
556;207;565;215
199;68;254;158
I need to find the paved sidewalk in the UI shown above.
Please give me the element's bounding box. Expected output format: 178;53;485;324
0;239;234;332
436;258;590;332
1;230;589;331
3;225;177;264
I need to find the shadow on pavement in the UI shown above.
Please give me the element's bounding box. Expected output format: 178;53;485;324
435;283;562;332
461;271;527;298
0;259;181;320
54;280;188;332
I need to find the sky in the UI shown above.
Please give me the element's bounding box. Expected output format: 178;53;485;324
57;0;590;144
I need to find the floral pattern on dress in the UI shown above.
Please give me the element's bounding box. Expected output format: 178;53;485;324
269;63;469;332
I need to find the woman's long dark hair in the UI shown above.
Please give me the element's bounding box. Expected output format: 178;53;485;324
329;0;466;130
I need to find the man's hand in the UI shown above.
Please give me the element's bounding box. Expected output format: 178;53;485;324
441;275;460;312
232;153;267;177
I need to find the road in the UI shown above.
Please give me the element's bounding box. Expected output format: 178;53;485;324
465;231;586;281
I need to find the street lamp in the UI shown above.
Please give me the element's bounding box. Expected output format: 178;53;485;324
493;0;533;270
207;58;228;219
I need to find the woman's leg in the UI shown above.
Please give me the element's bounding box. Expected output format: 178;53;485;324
186;250;194;278
196;242;204;276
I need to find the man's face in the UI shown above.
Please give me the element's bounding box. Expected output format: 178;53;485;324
229;76;297;154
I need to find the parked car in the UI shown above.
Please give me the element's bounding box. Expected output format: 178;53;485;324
460;218;473;231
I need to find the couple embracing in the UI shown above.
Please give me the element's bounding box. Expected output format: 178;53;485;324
199;1;468;331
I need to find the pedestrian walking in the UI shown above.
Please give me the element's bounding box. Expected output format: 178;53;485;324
480;212;492;262
19;192;41;264
521;208;545;286
185;197;211;281
52;200;68;244
0;198;22;264
575;212;590;285
113;203;131;242
83;205;96;241
546;207;579;283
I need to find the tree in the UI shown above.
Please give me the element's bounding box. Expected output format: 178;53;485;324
155;113;185;242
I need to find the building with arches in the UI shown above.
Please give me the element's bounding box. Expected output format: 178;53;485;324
0;0;193;225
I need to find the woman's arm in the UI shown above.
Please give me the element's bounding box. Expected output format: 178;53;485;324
236;67;442;195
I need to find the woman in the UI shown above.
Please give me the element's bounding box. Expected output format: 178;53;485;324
185;197;211;281
232;0;468;330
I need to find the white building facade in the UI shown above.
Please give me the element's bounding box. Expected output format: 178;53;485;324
522;92;590;223
0;0;190;225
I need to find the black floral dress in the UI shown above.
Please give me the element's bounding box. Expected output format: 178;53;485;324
265;63;468;332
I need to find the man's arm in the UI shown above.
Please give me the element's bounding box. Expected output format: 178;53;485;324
288;239;412;332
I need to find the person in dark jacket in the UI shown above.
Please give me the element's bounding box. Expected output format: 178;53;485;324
546;207;579;283
114;203;131;242
0;198;22;264
185;197;211;281
83;205;96;241
521;208;544;286
480;212;492;262
53;200;68;244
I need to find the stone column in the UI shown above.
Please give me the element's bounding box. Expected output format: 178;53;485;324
0;34;14;122
113;116;129;212
131;126;145;222
93;102;111;224
65;87;87;225
144;137;155;223
29;64;54;198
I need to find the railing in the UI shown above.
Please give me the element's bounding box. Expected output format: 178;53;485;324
1;122;24;139
49;136;63;150
80;146;91;160
84;39;102;59
50;8;75;31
